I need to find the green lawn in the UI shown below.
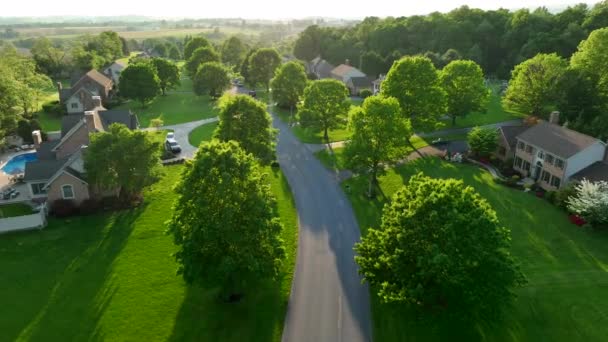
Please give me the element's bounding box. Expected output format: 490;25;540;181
273;106;351;144
0;153;298;340
435;82;525;131
343;158;608;341
188;122;218;147
115;92;219;128
0;203;33;218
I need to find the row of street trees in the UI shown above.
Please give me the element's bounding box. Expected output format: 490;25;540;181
118;58;181;106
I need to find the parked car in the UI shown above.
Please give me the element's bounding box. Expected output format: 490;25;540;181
165;138;182;154
166;132;175;140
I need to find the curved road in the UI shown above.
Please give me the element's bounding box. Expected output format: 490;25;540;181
274;115;372;342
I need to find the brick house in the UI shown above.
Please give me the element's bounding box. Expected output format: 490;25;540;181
512;112;608;191
24;96;139;205
58;69;114;114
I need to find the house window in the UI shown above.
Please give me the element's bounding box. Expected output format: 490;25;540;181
71;103;78;109
522;160;531;172
31;183;46;195
545;154;554;165
537;150;544;160
514;156;523;168
525;145;534;154
551;175;561;188
517;141;525;150
541;170;551;183
555;158;565;169
62;185;74;199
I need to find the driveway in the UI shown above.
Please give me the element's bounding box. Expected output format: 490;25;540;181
275;114;372;342
144;117;218;158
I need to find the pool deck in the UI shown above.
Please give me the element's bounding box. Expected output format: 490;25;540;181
0;149;36;204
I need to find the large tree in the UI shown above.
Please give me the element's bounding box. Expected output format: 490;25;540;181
344;96;412;197
381;56;447;133
84;123;161;200
193;62;231;98
31;37;67;78
269;61;308;110
240;48;258;85
298;79;351;142
355;174;526;317
186;46;220;77
467;126;499;158
215;94;276;163
503;53;568;117
167;141;285;300
293;25;322;61
359;50;387;78
150;58;180;95
247;48;282;93
183;36;211;61
221;36;248;67
440;60;491;126
119;63;161;107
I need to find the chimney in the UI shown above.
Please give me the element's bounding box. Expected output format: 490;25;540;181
549;111;560;125
84;111;97;132
56;82;63;102
32;130;42;148
91;96;102;108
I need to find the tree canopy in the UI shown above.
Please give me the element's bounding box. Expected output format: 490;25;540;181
298;79;351;142
192;62;231;98
150;58;180;96
186;46;221;77
269;61;308;109
381;56;447;132
221;36;248;67
183;36;211;60
344;96;412;197
355;174;526;317
247;48;282;92
467;126;499;158
503;53;568;117
119;63;161;107
440;60;490;126
167;140;284;299
84;124;161;200
215;94;276;163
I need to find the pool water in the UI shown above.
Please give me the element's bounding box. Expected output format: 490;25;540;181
2;152;37;175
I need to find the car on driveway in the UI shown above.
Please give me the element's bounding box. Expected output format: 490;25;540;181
165;134;181;154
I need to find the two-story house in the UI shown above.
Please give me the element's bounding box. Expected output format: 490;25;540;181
330;63;368;95
58;69;114;114
512;112;607;190
24;96;139;205
307;56;335;79
102;60;127;85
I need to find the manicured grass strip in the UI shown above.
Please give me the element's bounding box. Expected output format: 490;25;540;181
0;165;298;342
343;157;608;341
188;122;218;147
115;92;219;127
273;106;352;144
0;203;33;218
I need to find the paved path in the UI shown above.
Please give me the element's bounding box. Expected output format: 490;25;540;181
143;117;218;158
418;119;523;138
275;114;372;342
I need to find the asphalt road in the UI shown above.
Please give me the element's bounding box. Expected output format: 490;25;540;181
274;114;372;342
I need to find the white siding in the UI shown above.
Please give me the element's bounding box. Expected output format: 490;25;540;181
565;141;607;180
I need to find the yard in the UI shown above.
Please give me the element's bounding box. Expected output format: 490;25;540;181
189;122;218;147
0;203;33;218
343;157;608;341
0;154;297;340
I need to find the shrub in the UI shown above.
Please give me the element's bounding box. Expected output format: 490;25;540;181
553;183;577;210
51;199;77;217
79;198;101;215
41;101;64;115
270;160;280;168
467;126;498;158
359;89;373;98
150;118;164;130
567;180;608;227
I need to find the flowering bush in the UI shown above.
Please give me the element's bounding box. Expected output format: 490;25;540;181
567;180;608;227
569;214;587;226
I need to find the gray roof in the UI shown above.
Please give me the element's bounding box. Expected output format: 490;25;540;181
571;162;608;183
59;88;72;102
316;60;335;79
98;110;139;130
516;122;601;159
36;140;60;160
61;115;84;136
350;76;374;88
498;125;528;148
23;159;67;182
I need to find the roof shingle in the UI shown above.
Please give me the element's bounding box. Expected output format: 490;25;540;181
516;122;601;159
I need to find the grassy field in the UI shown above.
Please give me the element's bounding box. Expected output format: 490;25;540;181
189;122;218;147
0;158;297;342
0;203;33;218
115;93;218;128
343;157;608;341
435;83;525;131
314;133;468;171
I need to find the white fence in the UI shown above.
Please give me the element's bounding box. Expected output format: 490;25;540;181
0;209;47;234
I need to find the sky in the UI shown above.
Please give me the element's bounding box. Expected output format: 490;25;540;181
1;0;600;19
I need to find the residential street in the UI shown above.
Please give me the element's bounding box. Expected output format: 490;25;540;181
273;114;373;342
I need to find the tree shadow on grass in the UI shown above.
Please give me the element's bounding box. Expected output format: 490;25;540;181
0;206;144;342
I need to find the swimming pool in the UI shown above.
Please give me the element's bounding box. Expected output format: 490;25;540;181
1;152;37;175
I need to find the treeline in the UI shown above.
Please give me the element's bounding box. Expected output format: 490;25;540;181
293;2;608;78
